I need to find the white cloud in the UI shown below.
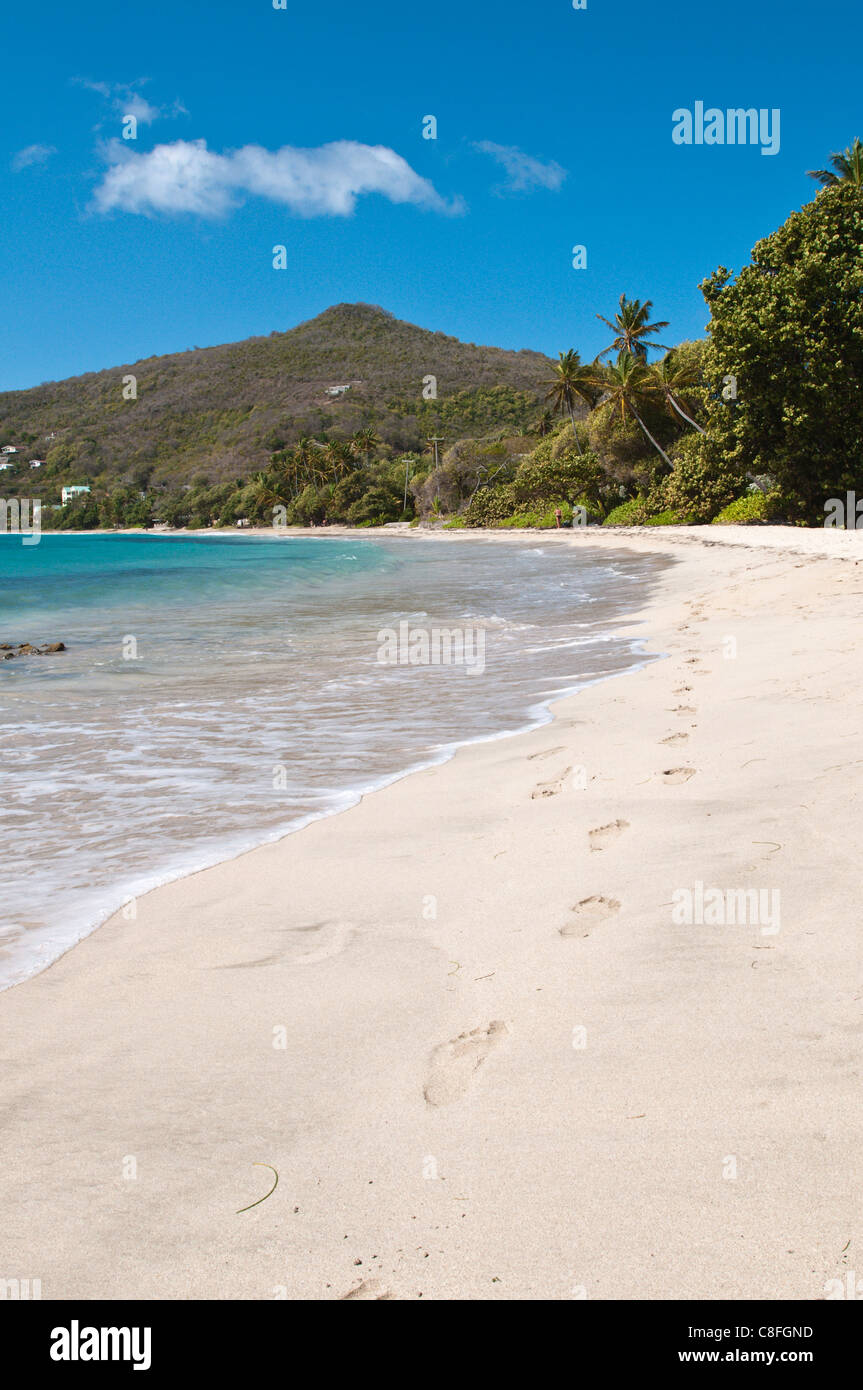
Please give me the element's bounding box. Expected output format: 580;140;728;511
92;138;464;219
12;144;57;171
473;141;566;193
121;93;164;126
78;79;112;98
75;78;186;127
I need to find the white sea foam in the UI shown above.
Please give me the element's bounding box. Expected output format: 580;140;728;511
0;533;670;988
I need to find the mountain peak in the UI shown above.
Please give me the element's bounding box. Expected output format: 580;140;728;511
0;306;554;490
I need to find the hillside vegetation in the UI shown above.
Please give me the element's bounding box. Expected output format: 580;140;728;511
6;139;861;534
0;303;551;495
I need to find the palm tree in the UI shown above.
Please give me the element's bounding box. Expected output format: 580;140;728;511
300;436;343;489
591;352;674;469
351;427;381;468
255;473;289;512
323;439;353;480
292;437;318;487
807;137;863;187
268;451;298;498
597;294;670;362
285;451;305;497
652;351;705;434
544;350;597;455
534;409;555;437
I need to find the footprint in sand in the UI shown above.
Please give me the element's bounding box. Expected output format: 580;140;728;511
531;767;572;799
292;920;355;965
660;767;696;784
341;1279;393;1300
213;921;354;970
423;1020;507;1107
589;819;629;851
527;745;567;762
560;896;620;937
668;705;697;716
661;732;689;745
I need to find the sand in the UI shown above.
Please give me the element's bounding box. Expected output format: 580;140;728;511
1;524;862;1301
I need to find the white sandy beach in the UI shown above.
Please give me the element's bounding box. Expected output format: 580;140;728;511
2;524;862;1300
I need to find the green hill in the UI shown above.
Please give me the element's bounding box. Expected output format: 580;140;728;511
0;303;554;492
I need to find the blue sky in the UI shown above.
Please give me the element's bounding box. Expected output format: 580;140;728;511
1;0;859;390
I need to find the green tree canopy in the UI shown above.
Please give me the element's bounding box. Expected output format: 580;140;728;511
696;181;863;519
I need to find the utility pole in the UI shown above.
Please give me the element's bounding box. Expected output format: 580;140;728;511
400;456;412;515
426;435;445;469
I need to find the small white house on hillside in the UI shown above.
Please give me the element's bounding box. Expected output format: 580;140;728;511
1;445;18;454
61;485;91;504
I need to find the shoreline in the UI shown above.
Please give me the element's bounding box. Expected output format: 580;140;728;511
2;525;862;1299
0;651;660;995
0;531;667;992
32;518;863;560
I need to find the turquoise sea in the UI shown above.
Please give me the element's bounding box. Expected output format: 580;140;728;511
0;531;669;987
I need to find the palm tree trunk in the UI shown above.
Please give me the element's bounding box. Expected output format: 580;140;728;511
567;405;584;455
629;402;674;470
667;393;705;434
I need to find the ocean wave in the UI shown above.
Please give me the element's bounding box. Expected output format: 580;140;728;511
0;533;670;988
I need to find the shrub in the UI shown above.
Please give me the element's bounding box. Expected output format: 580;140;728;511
587;402;665;492
346;484;402;526
462;484;518;526
329;470;367;517
287;484;328;526
658;433;743;523
461;445;611;527
508;449;606;510
571;494;604;524
711;491;784;524
602;498;647;526
550;421;590;459
496;503;574;529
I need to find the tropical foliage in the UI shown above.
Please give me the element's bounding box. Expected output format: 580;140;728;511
597;295;670;361
807;137;863;188
691;179;863;521
20;139;863;532
543;350;596;453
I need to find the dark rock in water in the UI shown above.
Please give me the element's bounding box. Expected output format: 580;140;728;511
0;641;68;661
